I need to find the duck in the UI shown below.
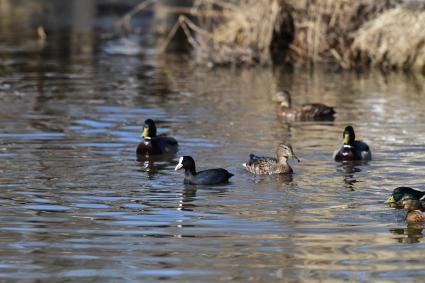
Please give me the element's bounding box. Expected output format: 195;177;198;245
333;125;371;161
274;90;335;121
174;156;234;185
385;187;425;223
242;143;300;175
136;119;178;156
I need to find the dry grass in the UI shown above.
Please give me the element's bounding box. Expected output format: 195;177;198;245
117;0;425;72
163;0;287;65
352;6;425;72
153;0;397;68
287;0;396;68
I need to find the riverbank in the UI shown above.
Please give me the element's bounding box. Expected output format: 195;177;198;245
145;0;425;73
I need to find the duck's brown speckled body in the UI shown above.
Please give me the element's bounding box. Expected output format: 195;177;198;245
274;90;335;121
243;143;299;175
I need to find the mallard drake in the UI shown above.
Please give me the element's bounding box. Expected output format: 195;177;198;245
333;126;371;161
136;119;178;156
242;143;300;175
385;187;425;223
175;156;234;185
274;90;335;120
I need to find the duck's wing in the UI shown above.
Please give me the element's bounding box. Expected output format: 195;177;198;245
157;134;178;146
248;154;275;164
248;154;265;162
301;103;335;119
354;140;371;160
243;154;278;174
153;135;179;154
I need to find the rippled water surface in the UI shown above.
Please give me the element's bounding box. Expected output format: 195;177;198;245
1;1;425;282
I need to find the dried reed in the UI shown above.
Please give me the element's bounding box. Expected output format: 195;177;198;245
288;0;397;68
160;0;286;65
352;6;425;72
118;0;425;72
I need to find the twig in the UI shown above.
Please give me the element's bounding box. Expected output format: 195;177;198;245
115;0;156;36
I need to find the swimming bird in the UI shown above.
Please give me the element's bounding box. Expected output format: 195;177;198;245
385;187;425;223
174;156;234;185
333;126;371;161
242;143;300;175
274;90;335;120
136;119;178;156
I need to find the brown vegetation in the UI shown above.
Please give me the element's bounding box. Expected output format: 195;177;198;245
162;0;292;65
288;0;397;68
119;0;425;72
352;6;425;72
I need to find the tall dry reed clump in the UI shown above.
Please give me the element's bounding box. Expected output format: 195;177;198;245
287;0;397;68
160;0;398;68
120;0;425;72
165;0;293;65
352;5;425;72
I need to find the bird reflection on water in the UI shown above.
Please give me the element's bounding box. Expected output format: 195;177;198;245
336;162;362;191
136;154;177;179
390;224;424;244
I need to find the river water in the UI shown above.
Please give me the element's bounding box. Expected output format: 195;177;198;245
1;1;425;282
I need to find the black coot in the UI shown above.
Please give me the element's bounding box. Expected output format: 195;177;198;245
175;156;233;185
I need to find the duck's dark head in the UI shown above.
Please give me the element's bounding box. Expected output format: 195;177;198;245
175;156;196;174
274;90;292;108
385;187;425;210
142;119;157;139
276;143;300;163
343;126;355;146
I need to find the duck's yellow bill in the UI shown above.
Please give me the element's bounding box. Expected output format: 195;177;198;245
384;195;396;204
143;127;149;138
343;134;350;145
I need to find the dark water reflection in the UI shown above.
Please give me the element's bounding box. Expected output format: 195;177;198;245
1;0;425;281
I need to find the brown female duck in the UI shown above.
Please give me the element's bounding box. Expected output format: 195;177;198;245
274;90;335;121
242;143;300;175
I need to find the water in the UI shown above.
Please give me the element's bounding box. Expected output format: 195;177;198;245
1;1;425;281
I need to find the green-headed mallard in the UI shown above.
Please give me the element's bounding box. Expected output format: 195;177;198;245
274;90;335;121
136;119;178;156
333;125;371;162
242;143;300;175
175;156;234;185
385;187;425;223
